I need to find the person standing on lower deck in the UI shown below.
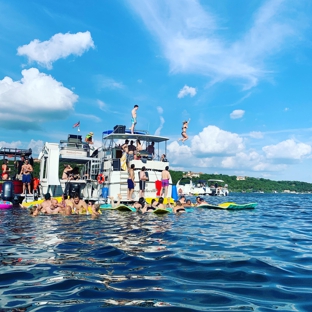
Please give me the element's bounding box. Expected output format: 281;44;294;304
130;105;139;134
20;159;33;194
161;166;171;202
139;166;148;198
127;164;135;200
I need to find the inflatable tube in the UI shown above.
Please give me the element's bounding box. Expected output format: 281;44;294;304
197;202;257;210
22;197;63;208
0;200;13;209
99;204;136;212
153;208;171;215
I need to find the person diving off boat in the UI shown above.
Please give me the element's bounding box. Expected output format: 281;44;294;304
85;131;95;150
178;119;190;142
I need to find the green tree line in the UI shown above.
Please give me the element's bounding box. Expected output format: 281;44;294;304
169;170;312;193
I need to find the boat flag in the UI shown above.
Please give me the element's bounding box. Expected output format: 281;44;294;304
73;121;80;132
73;121;80;128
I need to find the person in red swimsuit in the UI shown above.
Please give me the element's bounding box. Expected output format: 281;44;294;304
2;159;10;180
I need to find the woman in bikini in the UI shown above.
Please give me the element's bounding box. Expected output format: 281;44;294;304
178;119;190;142
145;198;159;212
173;201;186;213
2;159;10;180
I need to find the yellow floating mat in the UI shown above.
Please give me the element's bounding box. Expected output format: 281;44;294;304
22;197;63;208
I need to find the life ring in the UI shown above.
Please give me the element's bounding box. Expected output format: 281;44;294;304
97;174;105;184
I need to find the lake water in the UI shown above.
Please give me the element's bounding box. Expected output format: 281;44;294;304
1;193;312;311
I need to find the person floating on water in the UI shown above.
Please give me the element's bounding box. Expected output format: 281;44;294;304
130;105;139;134
178;118;190;142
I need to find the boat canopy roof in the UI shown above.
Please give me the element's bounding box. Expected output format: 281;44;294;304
208;179;224;182
102;130;169;143
0;147;32;158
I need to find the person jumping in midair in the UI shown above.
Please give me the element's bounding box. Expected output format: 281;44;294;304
178;119;190;142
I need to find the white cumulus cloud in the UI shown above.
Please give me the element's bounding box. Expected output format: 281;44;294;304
17;31;95;69
263;139;311;160
28;139;44;155
0;68;78;130
191;125;245;156
0;140;22;149
230;109;245;119
177;85;197;98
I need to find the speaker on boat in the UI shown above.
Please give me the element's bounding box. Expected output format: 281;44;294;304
1;181;14;201
113;159;120;171
68;183;81;197
113;125;125;134
68;134;82;143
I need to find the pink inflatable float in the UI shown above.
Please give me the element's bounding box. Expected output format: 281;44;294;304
0;200;13;209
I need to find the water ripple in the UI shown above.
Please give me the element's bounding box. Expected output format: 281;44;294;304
1;193;312;311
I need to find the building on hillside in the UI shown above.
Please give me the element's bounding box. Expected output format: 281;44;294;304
236;176;246;181
183;171;202;178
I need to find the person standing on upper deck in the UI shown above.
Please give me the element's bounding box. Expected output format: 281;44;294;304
130;105;139;134
147;142;155;159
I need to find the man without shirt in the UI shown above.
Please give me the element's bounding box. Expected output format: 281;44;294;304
38;193;53;214
130;105;139;134
127;164;135;200
20;159;33;194
72;193;88;214
161;166;171;201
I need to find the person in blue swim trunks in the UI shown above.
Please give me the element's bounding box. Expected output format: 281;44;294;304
130;104;139;134
20;159;33;194
127;164;135;200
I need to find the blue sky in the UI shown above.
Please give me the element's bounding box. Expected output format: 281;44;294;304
1;0;312;182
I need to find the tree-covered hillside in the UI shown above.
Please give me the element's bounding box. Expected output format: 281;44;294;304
169;170;312;193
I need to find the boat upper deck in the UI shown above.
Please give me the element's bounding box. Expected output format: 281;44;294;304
102;130;169;143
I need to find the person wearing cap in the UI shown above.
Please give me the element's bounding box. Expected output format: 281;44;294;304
85;132;94;145
139;166;148;198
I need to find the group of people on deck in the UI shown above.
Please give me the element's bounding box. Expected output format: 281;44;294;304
127;163;171;202
2;155;36;195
